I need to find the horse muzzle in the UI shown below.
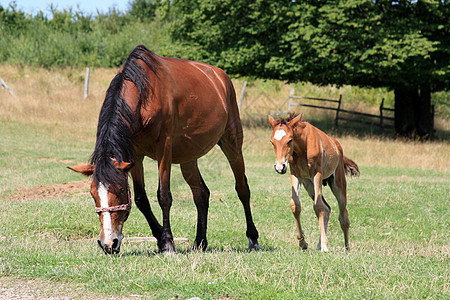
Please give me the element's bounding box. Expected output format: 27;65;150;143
98;234;123;254
274;162;288;174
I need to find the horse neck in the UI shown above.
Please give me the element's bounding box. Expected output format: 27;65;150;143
293;122;309;152
122;80;142;116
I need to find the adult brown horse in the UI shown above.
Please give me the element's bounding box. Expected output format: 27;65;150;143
269;113;359;251
69;45;259;254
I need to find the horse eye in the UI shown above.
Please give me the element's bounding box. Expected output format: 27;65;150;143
287;139;293;144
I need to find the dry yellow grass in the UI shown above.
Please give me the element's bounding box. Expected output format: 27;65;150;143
0;64;115;141
339;135;450;172
1;64;448;173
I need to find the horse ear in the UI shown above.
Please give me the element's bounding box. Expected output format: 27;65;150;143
67;165;94;176
288;113;303;127
268;115;277;128
114;161;134;173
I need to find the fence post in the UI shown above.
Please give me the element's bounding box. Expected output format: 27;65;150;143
84;67;90;99
379;98;385;128
0;77;17;98
238;81;247;110
334;94;342;126
287;88;295;112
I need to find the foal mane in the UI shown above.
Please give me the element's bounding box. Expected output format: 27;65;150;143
275;113;304;126
90;45;158;189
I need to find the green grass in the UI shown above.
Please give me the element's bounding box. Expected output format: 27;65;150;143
0;120;449;299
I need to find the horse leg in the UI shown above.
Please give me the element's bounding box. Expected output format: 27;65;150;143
218;132;260;250
302;176;331;252
130;157;163;250
156;138;175;253
290;173;308;250
180;160;210;251
329;164;350;251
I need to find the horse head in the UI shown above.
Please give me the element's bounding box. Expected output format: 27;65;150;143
268;113;304;174
68;161;134;254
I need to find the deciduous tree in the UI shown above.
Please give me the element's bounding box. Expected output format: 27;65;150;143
171;0;449;137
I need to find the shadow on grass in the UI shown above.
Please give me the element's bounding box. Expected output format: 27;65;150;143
118;245;277;257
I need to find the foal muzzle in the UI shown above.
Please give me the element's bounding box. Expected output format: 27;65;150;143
274;162;288;174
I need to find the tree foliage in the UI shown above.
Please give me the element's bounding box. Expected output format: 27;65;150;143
170;0;449;137
171;0;449;91
0;1;176;68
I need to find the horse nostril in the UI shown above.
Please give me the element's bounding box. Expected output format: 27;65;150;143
112;238;119;250
98;239;110;254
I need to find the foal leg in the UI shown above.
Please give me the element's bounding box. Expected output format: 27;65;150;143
290;173;308;250
218;132;260;250
329;164;350;251
313;172;331;252
130;157;163;250
180;160;210;251
302;176;331;252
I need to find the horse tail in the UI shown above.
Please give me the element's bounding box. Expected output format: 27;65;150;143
343;155;360;177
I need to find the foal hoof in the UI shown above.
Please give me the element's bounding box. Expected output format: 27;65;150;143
299;240;308;250
317;244;329;252
247;238;261;251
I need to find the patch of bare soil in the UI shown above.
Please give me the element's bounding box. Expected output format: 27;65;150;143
6;180;90;201
0;276;136;299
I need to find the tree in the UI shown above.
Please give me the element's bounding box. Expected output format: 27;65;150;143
170;0;449;138
129;0;162;21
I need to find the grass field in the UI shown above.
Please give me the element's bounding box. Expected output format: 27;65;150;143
0;65;449;299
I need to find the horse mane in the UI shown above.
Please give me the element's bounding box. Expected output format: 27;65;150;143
275;113;303;125
90;45;158;189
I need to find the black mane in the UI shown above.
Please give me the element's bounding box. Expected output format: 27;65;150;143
90;45;158;189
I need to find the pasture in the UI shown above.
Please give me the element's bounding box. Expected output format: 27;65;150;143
0;65;449;299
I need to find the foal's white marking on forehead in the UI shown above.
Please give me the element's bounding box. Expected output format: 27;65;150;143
274;129;287;141
98;182;112;241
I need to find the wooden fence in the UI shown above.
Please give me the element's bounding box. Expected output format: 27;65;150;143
277;88;395;129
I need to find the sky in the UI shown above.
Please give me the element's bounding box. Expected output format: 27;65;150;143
0;0;130;15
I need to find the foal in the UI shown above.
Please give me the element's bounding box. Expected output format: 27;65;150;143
269;113;359;251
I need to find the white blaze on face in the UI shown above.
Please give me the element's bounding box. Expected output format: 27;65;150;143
274;129;287;141
98;182;112;242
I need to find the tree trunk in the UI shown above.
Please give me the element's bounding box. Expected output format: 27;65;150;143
394;86;434;138
415;87;434;138
394;87;417;136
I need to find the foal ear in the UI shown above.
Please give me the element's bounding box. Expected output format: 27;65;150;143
288;113;304;127
67;165;95;176
268;115;278;128
114;161;135;173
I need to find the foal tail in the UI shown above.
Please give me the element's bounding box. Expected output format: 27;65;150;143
343;156;360;177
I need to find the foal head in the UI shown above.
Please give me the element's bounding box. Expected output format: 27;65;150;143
268;113;304;174
68;161;134;254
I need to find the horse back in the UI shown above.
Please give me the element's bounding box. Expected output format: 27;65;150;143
296;123;343;179
133;54;237;163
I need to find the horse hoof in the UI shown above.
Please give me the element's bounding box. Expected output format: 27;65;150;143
193;239;208;251
159;241;176;253
299;241;308;250
247;238;261;251
318;245;329;252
